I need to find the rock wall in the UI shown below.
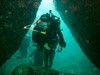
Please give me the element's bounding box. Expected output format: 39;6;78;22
54;0;100;68
0;0;42;66
0;0;100;69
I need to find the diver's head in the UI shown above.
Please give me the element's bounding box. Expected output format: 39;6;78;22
41;16;49;22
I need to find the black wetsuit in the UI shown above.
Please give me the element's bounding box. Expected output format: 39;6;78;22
43;17;66;67
32;14;66;67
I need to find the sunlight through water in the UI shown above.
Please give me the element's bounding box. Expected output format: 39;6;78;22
28;0;99;74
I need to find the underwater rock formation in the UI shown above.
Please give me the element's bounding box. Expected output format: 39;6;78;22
0;0;100;70
54;0;100;68
11;63;59;75
0;0;42;66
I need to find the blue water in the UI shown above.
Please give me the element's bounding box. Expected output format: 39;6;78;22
30;0;100;74
0;0;100;75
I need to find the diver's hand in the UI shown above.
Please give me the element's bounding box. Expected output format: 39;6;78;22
44;43;50;50
57;46;63;52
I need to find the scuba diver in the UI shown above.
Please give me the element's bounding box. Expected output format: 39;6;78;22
32;10;66;68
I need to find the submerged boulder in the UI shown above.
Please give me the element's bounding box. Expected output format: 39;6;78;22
11;63;59;75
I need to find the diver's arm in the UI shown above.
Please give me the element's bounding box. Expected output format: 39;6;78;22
57;29;66;52
57;28;66;47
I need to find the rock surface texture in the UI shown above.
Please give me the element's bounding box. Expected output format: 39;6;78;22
0;0;42;66
54;0;100;68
